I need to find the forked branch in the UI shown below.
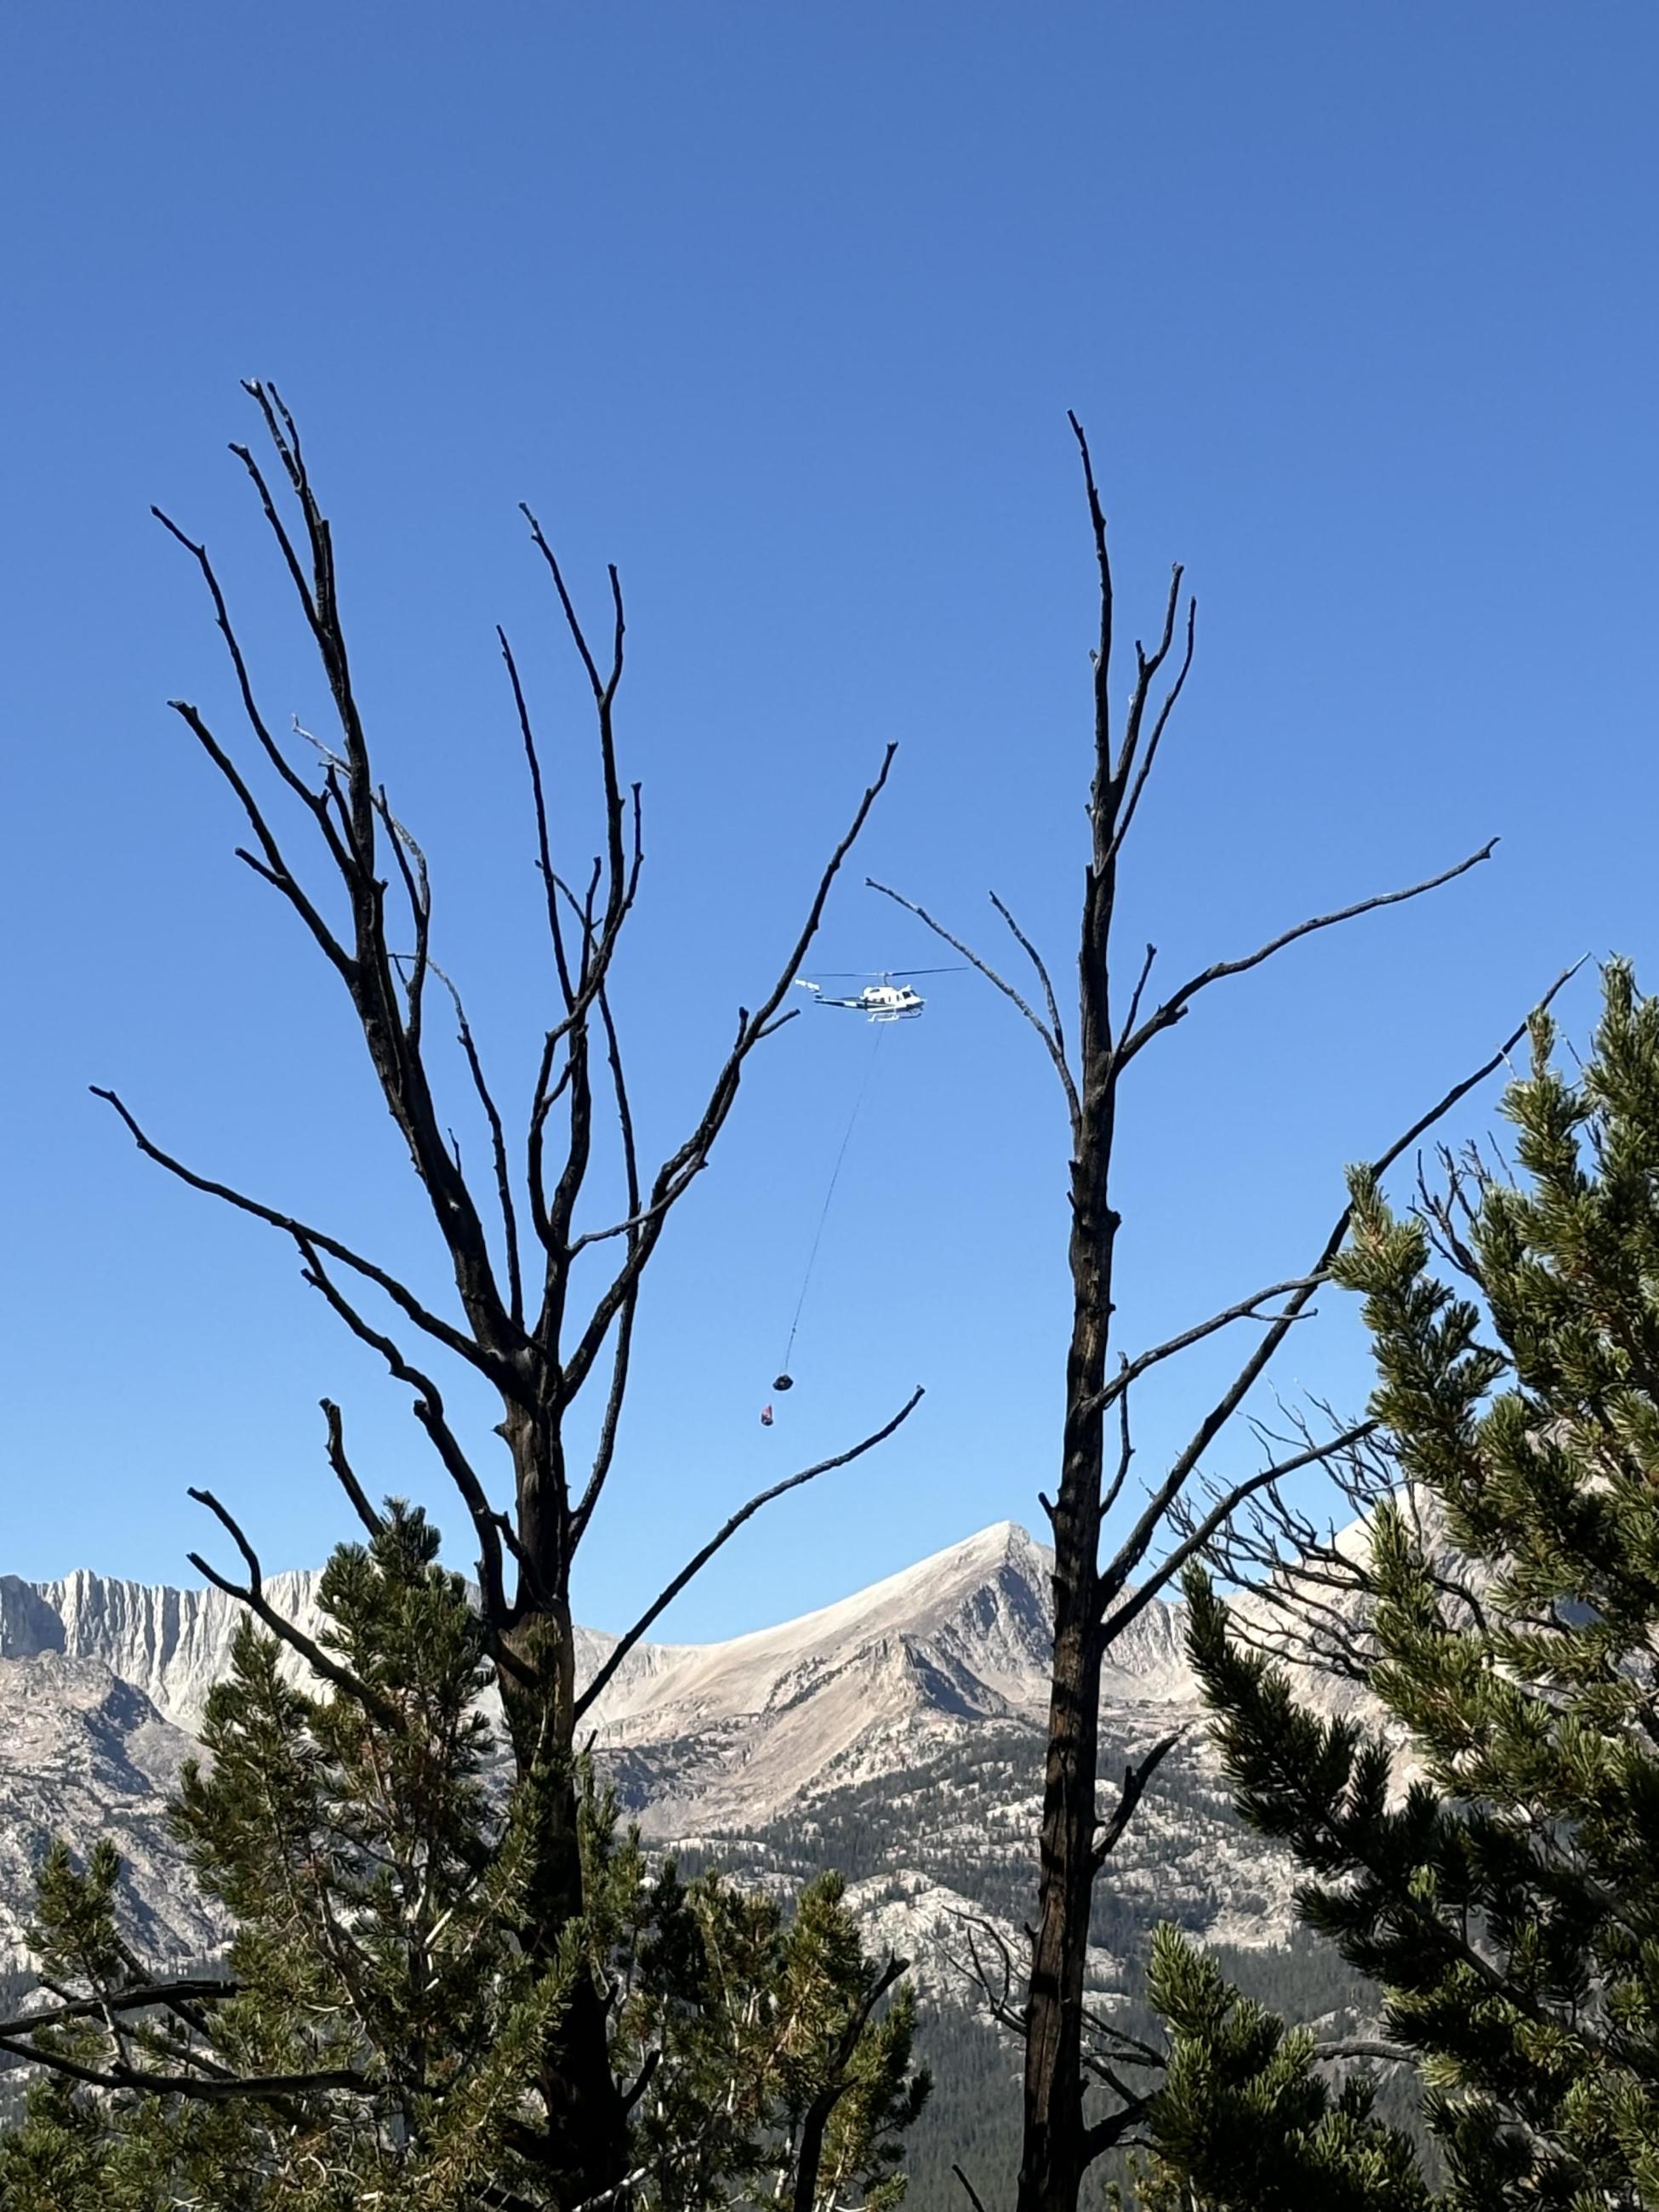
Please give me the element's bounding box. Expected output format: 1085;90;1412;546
867;877;1078;1125
185;1487;401;1727
90;1086;517;1391
1113;839;1499;1071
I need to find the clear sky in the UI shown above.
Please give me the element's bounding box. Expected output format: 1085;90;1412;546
2;3;1654;1641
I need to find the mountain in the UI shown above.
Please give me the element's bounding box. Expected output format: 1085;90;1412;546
0;1522;1303;1990
3;1523;1409;2206
0;1650;219;1965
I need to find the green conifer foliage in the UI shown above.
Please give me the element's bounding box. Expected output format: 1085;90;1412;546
0;1508;926;2209
1152;964;1659;2209
1126;1924;1428;2212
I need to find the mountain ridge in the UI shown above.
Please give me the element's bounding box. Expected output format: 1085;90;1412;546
0;1518;1320;1994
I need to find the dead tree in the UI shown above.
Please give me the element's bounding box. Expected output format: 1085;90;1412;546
873;417;1562;2212
95;384;920;2203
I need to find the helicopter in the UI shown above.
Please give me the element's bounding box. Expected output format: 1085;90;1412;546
792;968;961;1021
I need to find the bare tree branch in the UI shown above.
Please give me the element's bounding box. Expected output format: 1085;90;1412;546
1080;2095;1155;2164
150;511;351;878
1118;942;1156;1054
1092;1727;1189;1867
1313;2038;1415;2065
1096;957;1590;1638
90;1086;518;1392
560;745;898;1412
1084;1274;1325;1418
1103;593;1196;869
402;956;526;1328
1114;563;1183;794
294;1240;516;1644
867;877;1078;1126
570;980;642;1548
953;2165;991;2212
320;1398;384;1538
1098;1422;1377;1650
947;1909;1027;2040
573;1387;925;1719
1067;412;1113;784
185;1487;401;1725
1115;841;1499;1071
498;625;574;990
163;698;355;984
0;2031;368;2104
991;890;1074;1092
0;1978;237;2042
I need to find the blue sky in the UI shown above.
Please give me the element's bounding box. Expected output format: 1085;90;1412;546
2;4;1654;1640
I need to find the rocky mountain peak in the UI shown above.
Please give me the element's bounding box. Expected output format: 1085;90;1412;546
0;1522;1230;1973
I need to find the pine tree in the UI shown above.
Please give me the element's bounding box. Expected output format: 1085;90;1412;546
1126;1925;1428;2212
1152;962;1659;2209
0;1506;926;2209
769;1873;931;2212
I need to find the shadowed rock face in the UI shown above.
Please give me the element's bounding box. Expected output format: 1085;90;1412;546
0;1520;1327;1982
0;1576;66;1659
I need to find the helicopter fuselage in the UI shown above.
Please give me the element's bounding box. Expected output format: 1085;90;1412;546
852;983;922;1019
809;983;924;1020
795;975;927;1020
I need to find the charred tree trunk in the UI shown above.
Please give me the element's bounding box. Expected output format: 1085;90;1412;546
523;1756;630;2198
874;414;1506;2212
1021;1116;1115;2211
107;383;921;2206
1022;814;1120;2211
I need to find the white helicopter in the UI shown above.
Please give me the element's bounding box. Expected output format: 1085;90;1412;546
792;968;961;1021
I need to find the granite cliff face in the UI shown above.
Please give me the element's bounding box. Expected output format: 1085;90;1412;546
0;1522;1304;1990
24;1569;329;1735
13;1566;661;1741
